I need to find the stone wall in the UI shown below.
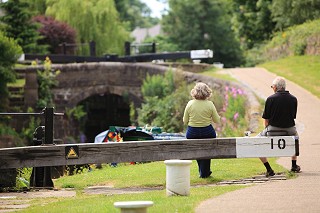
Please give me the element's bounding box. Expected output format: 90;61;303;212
306;35;320;55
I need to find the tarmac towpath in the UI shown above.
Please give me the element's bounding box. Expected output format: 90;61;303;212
196;67;320;213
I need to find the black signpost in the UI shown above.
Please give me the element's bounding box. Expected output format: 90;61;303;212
0;107;63;189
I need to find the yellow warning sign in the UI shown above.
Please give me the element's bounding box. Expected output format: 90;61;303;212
65;146;79;159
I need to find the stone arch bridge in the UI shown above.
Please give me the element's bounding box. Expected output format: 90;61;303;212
16;62;227;142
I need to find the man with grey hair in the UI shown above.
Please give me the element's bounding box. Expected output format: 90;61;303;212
258;76;300;177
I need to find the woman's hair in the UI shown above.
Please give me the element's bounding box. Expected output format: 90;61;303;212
272;76;286;90
191;82;212;100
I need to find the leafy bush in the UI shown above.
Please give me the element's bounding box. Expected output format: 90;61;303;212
36;57;60;108
16;168;32;189
137;70;247;136
0;124;25;147
137;70;191;132
66;105;86;122
32;15;77;54
145;83;191;132
141;70;175;98
0;124;19;136
244;43;268;67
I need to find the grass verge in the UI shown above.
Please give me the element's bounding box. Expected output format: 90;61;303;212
259;55;320;98
20;158;289;213
53;159;285;190
20;185;245;213
201;67;237;82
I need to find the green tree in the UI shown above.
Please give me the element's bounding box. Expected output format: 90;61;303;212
0;0;47;53
232;0;275;49
23;0;46;15
46;0;130;56
272;0;320;30
162;0;243;67
0;31;23;112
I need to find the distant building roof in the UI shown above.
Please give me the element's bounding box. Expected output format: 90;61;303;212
131;24;161;43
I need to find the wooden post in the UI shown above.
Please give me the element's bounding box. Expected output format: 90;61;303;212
151;42;156;53
62;42;67;55
44;107;54;145
89;41;96;56
124;41;131;56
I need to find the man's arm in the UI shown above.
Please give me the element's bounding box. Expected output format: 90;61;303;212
264;119;269;127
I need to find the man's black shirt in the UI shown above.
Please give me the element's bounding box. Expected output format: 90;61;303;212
262;90;297;128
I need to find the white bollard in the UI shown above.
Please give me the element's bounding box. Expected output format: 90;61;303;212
164;159;192;196
114;201;153;213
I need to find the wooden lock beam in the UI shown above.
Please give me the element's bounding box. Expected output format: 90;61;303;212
0;136;298;169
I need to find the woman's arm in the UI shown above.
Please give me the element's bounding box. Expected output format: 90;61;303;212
211;104;221;124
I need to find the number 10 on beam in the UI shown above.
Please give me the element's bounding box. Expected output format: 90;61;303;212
236;136;297;158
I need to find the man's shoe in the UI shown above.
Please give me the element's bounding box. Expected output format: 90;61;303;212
291;165;301;173
266;170;275;177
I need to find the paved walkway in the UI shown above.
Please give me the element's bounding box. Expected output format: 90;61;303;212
196;67;320;212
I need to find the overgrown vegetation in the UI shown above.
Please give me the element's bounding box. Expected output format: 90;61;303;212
36;57;60;108
65;105;86;123
0;124;24;147
264;19;320;60
137;69;191;132
218;86;248;137
247;19;320;66
16;168;32;189
136;68;248;136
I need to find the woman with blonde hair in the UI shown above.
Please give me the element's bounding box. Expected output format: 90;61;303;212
183;82;220;178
